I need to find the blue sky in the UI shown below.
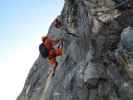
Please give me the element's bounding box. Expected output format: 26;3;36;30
0;0;64;100
0;0;64;59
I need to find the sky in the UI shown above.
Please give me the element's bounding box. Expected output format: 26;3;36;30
0;0;64;100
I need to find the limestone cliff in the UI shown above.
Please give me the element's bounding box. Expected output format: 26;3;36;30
17;0;133;100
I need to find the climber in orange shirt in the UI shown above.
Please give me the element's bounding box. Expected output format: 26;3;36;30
41;36;63;76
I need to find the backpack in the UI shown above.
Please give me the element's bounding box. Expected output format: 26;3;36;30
39;43;49;58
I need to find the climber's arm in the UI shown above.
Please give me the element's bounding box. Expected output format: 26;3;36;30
55;48;63;56
54;38;64;56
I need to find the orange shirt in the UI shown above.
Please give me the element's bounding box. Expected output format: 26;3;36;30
42;37;63;66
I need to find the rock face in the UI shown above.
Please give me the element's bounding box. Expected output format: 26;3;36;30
17;0;133;100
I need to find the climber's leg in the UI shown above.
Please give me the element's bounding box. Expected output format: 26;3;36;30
48;66;53;75
52;62;58;76
48;58;58;76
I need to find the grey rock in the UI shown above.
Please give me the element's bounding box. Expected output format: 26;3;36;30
17;0;133;100
121;26;133;53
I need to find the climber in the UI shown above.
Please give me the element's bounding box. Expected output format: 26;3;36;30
112;0;131;11
39;36;64;76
